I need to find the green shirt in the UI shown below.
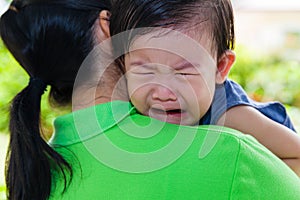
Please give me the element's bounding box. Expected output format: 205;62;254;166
49;101;300;199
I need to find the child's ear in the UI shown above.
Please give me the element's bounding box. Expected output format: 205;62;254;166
216;50;235;84
96;10;111;41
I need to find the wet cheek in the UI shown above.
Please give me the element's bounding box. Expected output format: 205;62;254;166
199;89;214;119
128;86;149;115
194;77;215;99
127;76;145;98
190;84;214;118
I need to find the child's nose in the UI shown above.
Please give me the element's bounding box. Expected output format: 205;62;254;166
152;85;177;101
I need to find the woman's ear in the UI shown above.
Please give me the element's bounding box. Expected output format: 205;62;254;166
216;50;236;84
95;10;111;42
99;10;111;38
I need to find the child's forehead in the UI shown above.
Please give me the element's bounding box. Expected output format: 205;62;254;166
125;28;216;68
128;27;215;61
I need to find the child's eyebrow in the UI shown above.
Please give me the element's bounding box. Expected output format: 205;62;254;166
173;61;197;70
128;60;144;66
129;61;157;70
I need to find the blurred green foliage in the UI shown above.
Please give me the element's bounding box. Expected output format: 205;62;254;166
0;40;26;134
0;40;70;139
230;46;300;107
0;185;6;200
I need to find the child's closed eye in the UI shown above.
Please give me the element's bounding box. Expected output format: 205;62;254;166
175;70;200;76
130;70;154;75
176;72;196;76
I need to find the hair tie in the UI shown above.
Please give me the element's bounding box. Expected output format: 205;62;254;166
29;77;47;95
9;5;19;13
9;0;24;13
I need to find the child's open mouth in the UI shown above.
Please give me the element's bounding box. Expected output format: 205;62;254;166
165;109;183;114
150;107;186;118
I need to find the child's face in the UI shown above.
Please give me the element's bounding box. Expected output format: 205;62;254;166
125;29;218;125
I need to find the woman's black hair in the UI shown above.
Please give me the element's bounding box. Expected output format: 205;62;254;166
0;0;111;199
110;0;235;64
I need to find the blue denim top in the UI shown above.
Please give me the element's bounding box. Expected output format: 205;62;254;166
201;79;296;132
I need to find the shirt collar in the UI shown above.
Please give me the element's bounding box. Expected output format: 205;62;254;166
49;101;135;146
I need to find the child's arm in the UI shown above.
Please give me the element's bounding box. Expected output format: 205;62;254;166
217;105;300;176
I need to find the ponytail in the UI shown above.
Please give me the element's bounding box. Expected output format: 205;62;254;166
7;78;72;200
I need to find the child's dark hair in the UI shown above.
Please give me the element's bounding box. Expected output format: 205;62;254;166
110;0;235;64
0;0;111;199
